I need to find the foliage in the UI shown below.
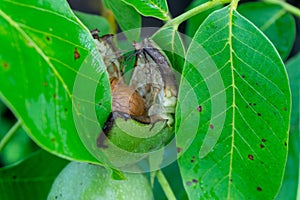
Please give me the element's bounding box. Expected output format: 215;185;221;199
0;0;299;199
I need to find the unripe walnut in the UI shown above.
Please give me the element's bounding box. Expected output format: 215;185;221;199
111;78;146;116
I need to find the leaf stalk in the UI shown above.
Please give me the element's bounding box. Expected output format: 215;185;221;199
0;120;22;152
164;0;232;28
262;0;300;18
156;170;176;200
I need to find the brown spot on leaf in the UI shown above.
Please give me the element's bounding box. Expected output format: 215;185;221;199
229;179;233;182
64;108;68;112
248;154;254;160
46;36;51;41
186;181;192;186
257;187;262;192
283;107;287;111
259;144;264;149
191;159;195;163
262;139;266;143
284;142;287;147
51;137;56;142
209;124;214;129
253;103;256;106
241;75;245;79
192;179;198;183
197;105;202;112
12;175;17;180
74;48;80;60
177;147;182;153
3;62;9;69
53;94;57;99
257;113;262;117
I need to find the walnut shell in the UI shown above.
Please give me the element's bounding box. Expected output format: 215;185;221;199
112;82;146;116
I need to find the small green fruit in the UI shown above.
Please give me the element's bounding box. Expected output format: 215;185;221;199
48;162;154;200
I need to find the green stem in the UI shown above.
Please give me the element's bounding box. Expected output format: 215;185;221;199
0;120;21;152
156;170;176;200
164;0;232;28
262;0;300;18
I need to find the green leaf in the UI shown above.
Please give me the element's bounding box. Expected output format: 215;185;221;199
48;162;154;200
185;0;223;37
276;53;300;200
121;0;170;21
0;0;111;163
0;150;68;200
238;2;296;61
104;0;141;41
152;27;185;73
176;6;290;199
73;10;110;36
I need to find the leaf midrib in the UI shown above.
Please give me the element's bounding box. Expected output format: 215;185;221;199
227;5;236;200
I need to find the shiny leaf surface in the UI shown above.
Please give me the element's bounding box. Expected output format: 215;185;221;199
176;6;290;199
0;0;111;163
121;0;170;21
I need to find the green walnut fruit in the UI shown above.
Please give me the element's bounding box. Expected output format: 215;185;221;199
48;162;154;200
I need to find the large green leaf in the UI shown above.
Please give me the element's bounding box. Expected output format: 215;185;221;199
0;150;68;200
0;0;111;163
176;6;290;199
238;2;296;60
103;0;141;41
121;0;170;21
276;53;300;199
152;27;185;73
